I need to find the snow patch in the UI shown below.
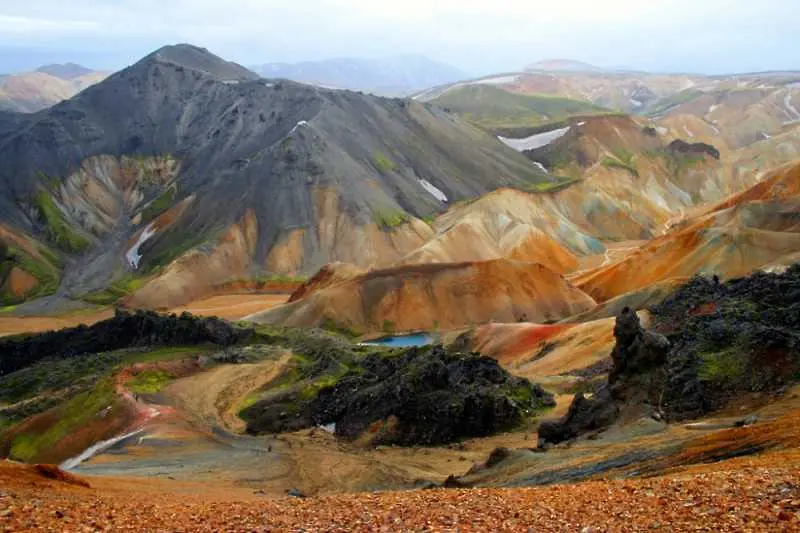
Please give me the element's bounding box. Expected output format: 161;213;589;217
61;428;146;470
682;126;695;138
289;120;309;134
126;223;156;270
708;104;719;114
318;422;336;434
532;161;548;174
263;82;275;88
629;98;643;107
472;75;520;85
222;80;240;85
496;213;512;230
783;92;800;124
656;126;669;135
497;126;571;152
419;179;448;202
576;121;586;126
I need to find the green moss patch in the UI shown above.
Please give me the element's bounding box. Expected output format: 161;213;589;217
81;274;149;305
127;369;175;394
33;191;90;253
372;150;397;173
140;186;177;224
373;208;410;230
698;349;748;383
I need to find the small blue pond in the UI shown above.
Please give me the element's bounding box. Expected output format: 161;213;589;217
362;333;434;347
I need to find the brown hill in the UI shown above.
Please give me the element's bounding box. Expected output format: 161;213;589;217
0;70;106;113
247;259;595;334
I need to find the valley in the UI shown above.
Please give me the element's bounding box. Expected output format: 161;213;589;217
2;41;800;531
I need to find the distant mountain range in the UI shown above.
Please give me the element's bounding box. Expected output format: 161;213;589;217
250;55;467;96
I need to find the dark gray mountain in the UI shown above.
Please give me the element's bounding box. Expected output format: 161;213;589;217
0;44;549;309
251;55;467;95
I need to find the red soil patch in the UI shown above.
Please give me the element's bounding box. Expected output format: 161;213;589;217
690;302;718;316
471;323;571;365
2;267;38;298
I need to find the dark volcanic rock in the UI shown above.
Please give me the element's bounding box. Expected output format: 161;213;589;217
654;266;800;420
538;387;619;445
540;266;800;444
608;307;670;395
244;345;555;446
0;308;251;375
668;139;721;160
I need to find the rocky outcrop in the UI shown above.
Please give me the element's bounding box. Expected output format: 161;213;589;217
0;309;252;376
655;266;800;419
538;308;667;445
243;345;555;446
608;307;670;392
668;139;721;160
540;266;800;445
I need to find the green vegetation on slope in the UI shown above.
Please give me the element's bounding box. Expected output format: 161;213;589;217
372;150;397;173
0;243;61;305
81;274;149;305
433;85;609;130
140;186;177;224
33;191;91;253
7;377;117;462
127;369;175;394
372;208;410;230
601;148;639;177
645;90;703;117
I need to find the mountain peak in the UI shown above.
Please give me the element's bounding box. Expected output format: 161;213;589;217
143;43;258;81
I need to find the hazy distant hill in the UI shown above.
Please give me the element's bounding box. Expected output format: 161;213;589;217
35;63;95;80
251;55;467;95
0;63;106;113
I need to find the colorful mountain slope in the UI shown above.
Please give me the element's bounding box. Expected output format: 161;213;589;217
573;162;800;302
247;259;596;334
0;44;551;310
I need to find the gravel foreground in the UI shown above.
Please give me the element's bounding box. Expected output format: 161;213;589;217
1;459;799;532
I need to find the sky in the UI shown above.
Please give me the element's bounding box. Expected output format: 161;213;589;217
1;0;798;75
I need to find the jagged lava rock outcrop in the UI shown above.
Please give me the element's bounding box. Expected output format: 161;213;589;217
243;345;555;446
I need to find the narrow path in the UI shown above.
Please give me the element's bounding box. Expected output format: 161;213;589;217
166;353;292;433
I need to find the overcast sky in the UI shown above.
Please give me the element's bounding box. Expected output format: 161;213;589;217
1;0;798;75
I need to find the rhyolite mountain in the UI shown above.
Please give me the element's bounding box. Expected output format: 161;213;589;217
0;44;549;308
0;65;107;113
251;55;467;96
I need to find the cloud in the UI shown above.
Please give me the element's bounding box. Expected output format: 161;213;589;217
0;0;798;74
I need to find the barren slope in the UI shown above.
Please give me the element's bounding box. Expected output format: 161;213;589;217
248;259;595;333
